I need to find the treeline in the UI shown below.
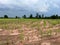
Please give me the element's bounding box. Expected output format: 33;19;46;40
0;13;60;19
22;14;60;19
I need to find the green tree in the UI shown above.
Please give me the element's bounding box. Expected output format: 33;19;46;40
51;15;56;19
35;13;39;18
29;14;33;18
15;16;18;18
42;14;44;19
4;15;8;18
15;16;20;18
39;15;41;18
23;15;26;18
56;14;58;19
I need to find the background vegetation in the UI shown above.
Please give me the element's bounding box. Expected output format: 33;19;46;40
0;13;60;19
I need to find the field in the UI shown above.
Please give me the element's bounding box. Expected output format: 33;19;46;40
0;19;60;45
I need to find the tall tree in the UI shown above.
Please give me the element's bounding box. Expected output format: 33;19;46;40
23;15;26;18
42;14;44;18
39;15;41;18
29;14;33;18
56;14;58;19
15;16;18;18
4;15;8;18
51;15;56;19
35;13;39;18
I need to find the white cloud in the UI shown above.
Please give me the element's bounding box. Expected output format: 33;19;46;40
0;0;10;4
53;4;59;8
49;0;60;9
0;0;60;12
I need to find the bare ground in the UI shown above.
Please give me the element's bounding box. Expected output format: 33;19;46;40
0;20;60;45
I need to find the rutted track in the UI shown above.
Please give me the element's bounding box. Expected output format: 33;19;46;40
22;20;60;45
0;19;60;45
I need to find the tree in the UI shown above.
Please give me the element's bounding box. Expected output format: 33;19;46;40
51;15;56;19
42;14;44;19
4;15;8;18
29;14;33;18
39;15;41;18
23;15;26;18
56;14;58;19
15;16;20;18
15;16;18;18
35;13;39;18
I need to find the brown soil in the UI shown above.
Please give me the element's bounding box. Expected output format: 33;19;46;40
0;20;60;45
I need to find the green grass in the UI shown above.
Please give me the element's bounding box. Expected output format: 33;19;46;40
0;19;60;45
44;20;46;27
55;29;60;33
40;30;52;37
0;19;21;30
48;19;60;25
0;19;60;30
19;33;24;41
0;19;40;30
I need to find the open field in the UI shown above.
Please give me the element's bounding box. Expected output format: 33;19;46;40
0;19;60;45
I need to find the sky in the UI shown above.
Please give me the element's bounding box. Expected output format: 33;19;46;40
0;0;60;17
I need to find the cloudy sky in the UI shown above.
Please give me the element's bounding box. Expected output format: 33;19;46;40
0;0;60;17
